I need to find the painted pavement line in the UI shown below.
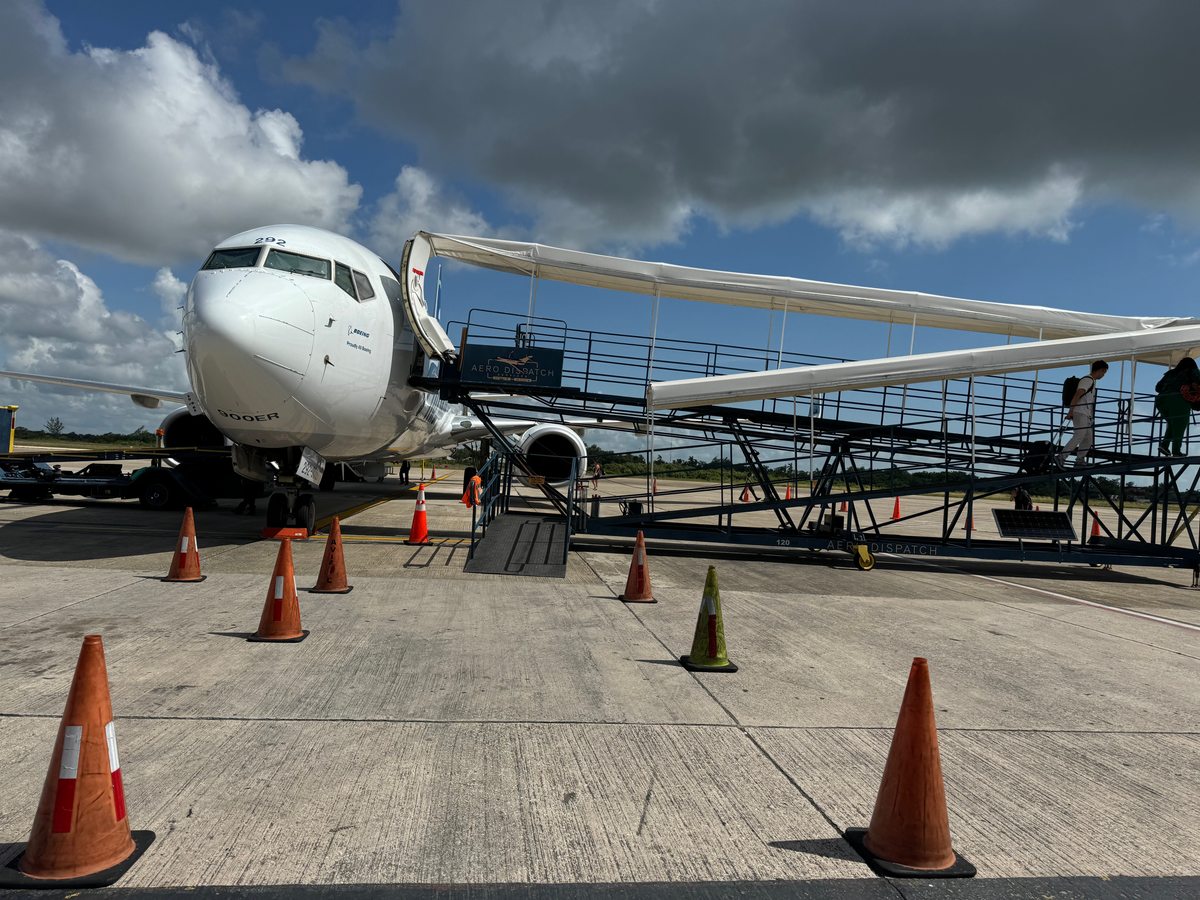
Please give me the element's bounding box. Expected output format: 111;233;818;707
961;571;1200;633
313;472;455;532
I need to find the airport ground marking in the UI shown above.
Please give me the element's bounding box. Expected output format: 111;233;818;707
940;567;1200;633
313;472;455;533
888;556;1200;633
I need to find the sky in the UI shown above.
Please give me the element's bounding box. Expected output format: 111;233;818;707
1;0;1198;435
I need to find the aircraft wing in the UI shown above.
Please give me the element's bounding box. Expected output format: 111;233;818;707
420;232;1195;341
0;370;192;411
647;324;1200;410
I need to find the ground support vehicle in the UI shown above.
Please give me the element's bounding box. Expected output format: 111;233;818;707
0;447;241;510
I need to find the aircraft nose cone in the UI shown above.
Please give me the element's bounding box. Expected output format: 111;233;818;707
185;269;316;416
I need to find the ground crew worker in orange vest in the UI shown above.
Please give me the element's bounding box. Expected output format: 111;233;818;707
462;474;482;507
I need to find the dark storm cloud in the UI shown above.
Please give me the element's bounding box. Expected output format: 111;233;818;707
281;0;1200;248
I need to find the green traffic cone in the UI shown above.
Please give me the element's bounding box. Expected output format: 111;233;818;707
679;566;738;672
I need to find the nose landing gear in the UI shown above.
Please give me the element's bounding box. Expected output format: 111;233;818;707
266;489;317;534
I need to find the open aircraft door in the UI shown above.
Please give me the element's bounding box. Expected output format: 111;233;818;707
400;234;458;361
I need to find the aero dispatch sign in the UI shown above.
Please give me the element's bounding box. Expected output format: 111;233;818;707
460;344;564;388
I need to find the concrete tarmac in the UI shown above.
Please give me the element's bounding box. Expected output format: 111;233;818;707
0;473;1198;898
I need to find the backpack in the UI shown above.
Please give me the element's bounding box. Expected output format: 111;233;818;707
1062;376;1080;407
1065;374;1099;410
1182;381;1200;410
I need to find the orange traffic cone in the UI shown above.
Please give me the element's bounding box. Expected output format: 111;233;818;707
962;515;976;531
15;636;153;885
431;466;437;480
311;517;352;594
845;658;975;877
840;500;848;512
740;484;750;502
619;531;655;603
163;507;204;582
679;566;738;672
891;498;901;520
1090;511;1102;538
785;484;792;500
406;484;431;544
250;539;307;642
653;478;658;494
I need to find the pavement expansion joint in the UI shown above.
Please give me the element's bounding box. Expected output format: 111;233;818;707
0;713;1195;736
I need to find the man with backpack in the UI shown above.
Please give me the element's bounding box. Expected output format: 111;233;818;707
1057;360;1108;468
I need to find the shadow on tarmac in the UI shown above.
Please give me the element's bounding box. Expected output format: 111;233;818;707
0;503;259;562
0;481;409;563
768;838;861;861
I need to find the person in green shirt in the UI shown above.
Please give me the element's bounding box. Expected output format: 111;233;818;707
1155;357;1200;456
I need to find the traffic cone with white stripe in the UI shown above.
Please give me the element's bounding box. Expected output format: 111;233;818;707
17;635;149;882
679;566;738;672
163;507;204;582
250;538;307;642
405;484;431;545
844;658;975;877
619;531;655;603
310;517;352;594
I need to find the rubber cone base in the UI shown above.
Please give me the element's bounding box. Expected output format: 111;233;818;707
843;828;975;879
619;594;657;603
161;574;206;583
247;630;310;643
679;654;738;673
309;585;353;594
1;831;155;889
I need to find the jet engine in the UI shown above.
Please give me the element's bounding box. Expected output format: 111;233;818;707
513;423;588;486
158;408;226;448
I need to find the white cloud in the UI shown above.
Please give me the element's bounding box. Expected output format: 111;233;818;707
151;267;187;319
808;171;1084;249
0;231;186;433
368;166;496;256
0;1;362;264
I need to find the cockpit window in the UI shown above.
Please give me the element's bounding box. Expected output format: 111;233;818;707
352;270;375;300
264;249;331;279
202;247;261;269
334;262;357;299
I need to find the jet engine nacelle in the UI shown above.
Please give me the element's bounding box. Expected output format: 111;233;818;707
158;407;227;448
513;423;588;486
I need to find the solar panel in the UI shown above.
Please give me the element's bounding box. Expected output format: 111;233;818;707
992;509;1078;541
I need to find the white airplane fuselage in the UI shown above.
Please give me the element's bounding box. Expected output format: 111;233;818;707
184;225;457;460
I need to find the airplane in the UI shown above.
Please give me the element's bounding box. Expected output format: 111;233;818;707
1;225;589;532
6;224;1198;533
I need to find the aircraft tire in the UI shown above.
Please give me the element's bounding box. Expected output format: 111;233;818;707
296;493;316;534
266;492;288;527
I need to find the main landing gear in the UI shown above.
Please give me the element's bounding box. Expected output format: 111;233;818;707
265;489;316;533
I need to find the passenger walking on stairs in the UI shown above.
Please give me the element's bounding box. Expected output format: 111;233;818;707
1154;356;1200;457
1057;360;1108;468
